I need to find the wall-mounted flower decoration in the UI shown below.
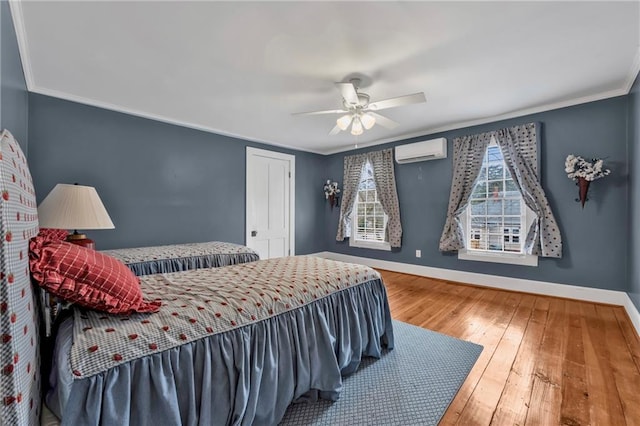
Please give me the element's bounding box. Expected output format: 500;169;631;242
565;155;610;208
323;180;341;209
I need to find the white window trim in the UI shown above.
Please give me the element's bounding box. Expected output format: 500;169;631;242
349;212;391;251
459;249;538;266
458;205;538;266
457;138;538;267
350;238;392;251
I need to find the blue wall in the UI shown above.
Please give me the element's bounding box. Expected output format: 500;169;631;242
27;92;631;293
0;0;28;150
325;97;629;291
28;94;327;253
629;74;640;309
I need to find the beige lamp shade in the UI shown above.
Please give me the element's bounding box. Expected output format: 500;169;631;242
38;183;115;230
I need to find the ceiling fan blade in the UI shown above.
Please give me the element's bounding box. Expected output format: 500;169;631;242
368;112;399;129
368;92;426;111
292;108;348;116
329;124;342;136
335;82;359;106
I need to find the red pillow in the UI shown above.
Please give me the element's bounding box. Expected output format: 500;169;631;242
29;239;160;314
37;228;69;242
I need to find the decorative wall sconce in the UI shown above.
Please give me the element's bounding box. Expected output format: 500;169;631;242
323;180;341;209
565;155;610;208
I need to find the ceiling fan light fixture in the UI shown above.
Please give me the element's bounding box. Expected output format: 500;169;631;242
361;113;376;130
336;114;353;131
351;117;364;136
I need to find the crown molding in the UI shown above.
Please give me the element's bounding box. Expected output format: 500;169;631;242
28;85;326;155
9;0;35;90
623;47;640;93
319;87;629;155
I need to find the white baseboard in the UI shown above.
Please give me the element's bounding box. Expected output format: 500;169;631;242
310;251;640;338
623;294;640;338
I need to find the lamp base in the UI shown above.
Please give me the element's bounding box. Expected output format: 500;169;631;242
66;232;95;250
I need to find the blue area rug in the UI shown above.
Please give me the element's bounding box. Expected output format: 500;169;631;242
279;320;483;426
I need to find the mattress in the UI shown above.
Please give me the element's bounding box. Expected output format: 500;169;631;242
101;241;259;275
47;256;394;425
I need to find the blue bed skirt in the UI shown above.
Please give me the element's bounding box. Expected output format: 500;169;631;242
49;278;394;426
125;252;259;276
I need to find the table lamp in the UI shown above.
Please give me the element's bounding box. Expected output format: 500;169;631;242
37;183;115;249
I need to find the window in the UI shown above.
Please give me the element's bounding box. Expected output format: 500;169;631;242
458;139;537;266
349;161;391;251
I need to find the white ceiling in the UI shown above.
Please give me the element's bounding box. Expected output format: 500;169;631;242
11;1;640;154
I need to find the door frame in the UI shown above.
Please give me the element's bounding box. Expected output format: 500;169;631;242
245;147;296;256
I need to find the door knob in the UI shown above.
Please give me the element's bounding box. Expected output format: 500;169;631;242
251;230;257;237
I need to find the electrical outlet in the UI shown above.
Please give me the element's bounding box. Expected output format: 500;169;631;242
415;250;421;258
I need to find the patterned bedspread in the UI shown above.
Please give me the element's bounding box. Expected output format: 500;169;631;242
69;256;381;378
101;241;259;275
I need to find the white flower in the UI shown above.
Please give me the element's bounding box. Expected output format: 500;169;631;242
323;180;341;197
565;154;610;182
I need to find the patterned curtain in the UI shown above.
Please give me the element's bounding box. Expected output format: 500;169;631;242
369;149;403;247
438;132;493;251
495;123;562;258
336;152;368;241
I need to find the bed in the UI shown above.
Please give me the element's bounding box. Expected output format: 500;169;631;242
101;241;260;276
0;130;394;426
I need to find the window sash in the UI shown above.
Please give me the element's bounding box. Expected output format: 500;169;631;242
465;141;526;255
350;161;389;247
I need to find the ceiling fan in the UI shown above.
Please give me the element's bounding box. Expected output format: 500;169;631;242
293;78;426;136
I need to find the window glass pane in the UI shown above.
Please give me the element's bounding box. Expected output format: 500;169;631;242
363;203;372;216
488;181;504;197
505;179;518;194
364;163;374;179
488;234;503;251
487;216;502;232
478;237;488;251
470;200;486;215
488;164;503;180
504;199;520;215
505;233;520;252
486;146;502;162
487;200;502;215
471;181;487;199
471;216;486;229
478;165;488;180
357;191;366;202
469;235;481;249
504;216;521;228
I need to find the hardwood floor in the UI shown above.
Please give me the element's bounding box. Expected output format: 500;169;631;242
379;269;640;426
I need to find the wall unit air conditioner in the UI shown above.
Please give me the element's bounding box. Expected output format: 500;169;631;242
395;138;447;164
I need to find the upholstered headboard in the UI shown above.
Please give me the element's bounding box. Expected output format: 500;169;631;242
0;130;41;425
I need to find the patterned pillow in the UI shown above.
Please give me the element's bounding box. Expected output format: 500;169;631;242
33;229;77;334
37;228;68;242
29;239;161;314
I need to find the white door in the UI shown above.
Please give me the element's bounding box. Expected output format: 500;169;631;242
246;147;295;259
